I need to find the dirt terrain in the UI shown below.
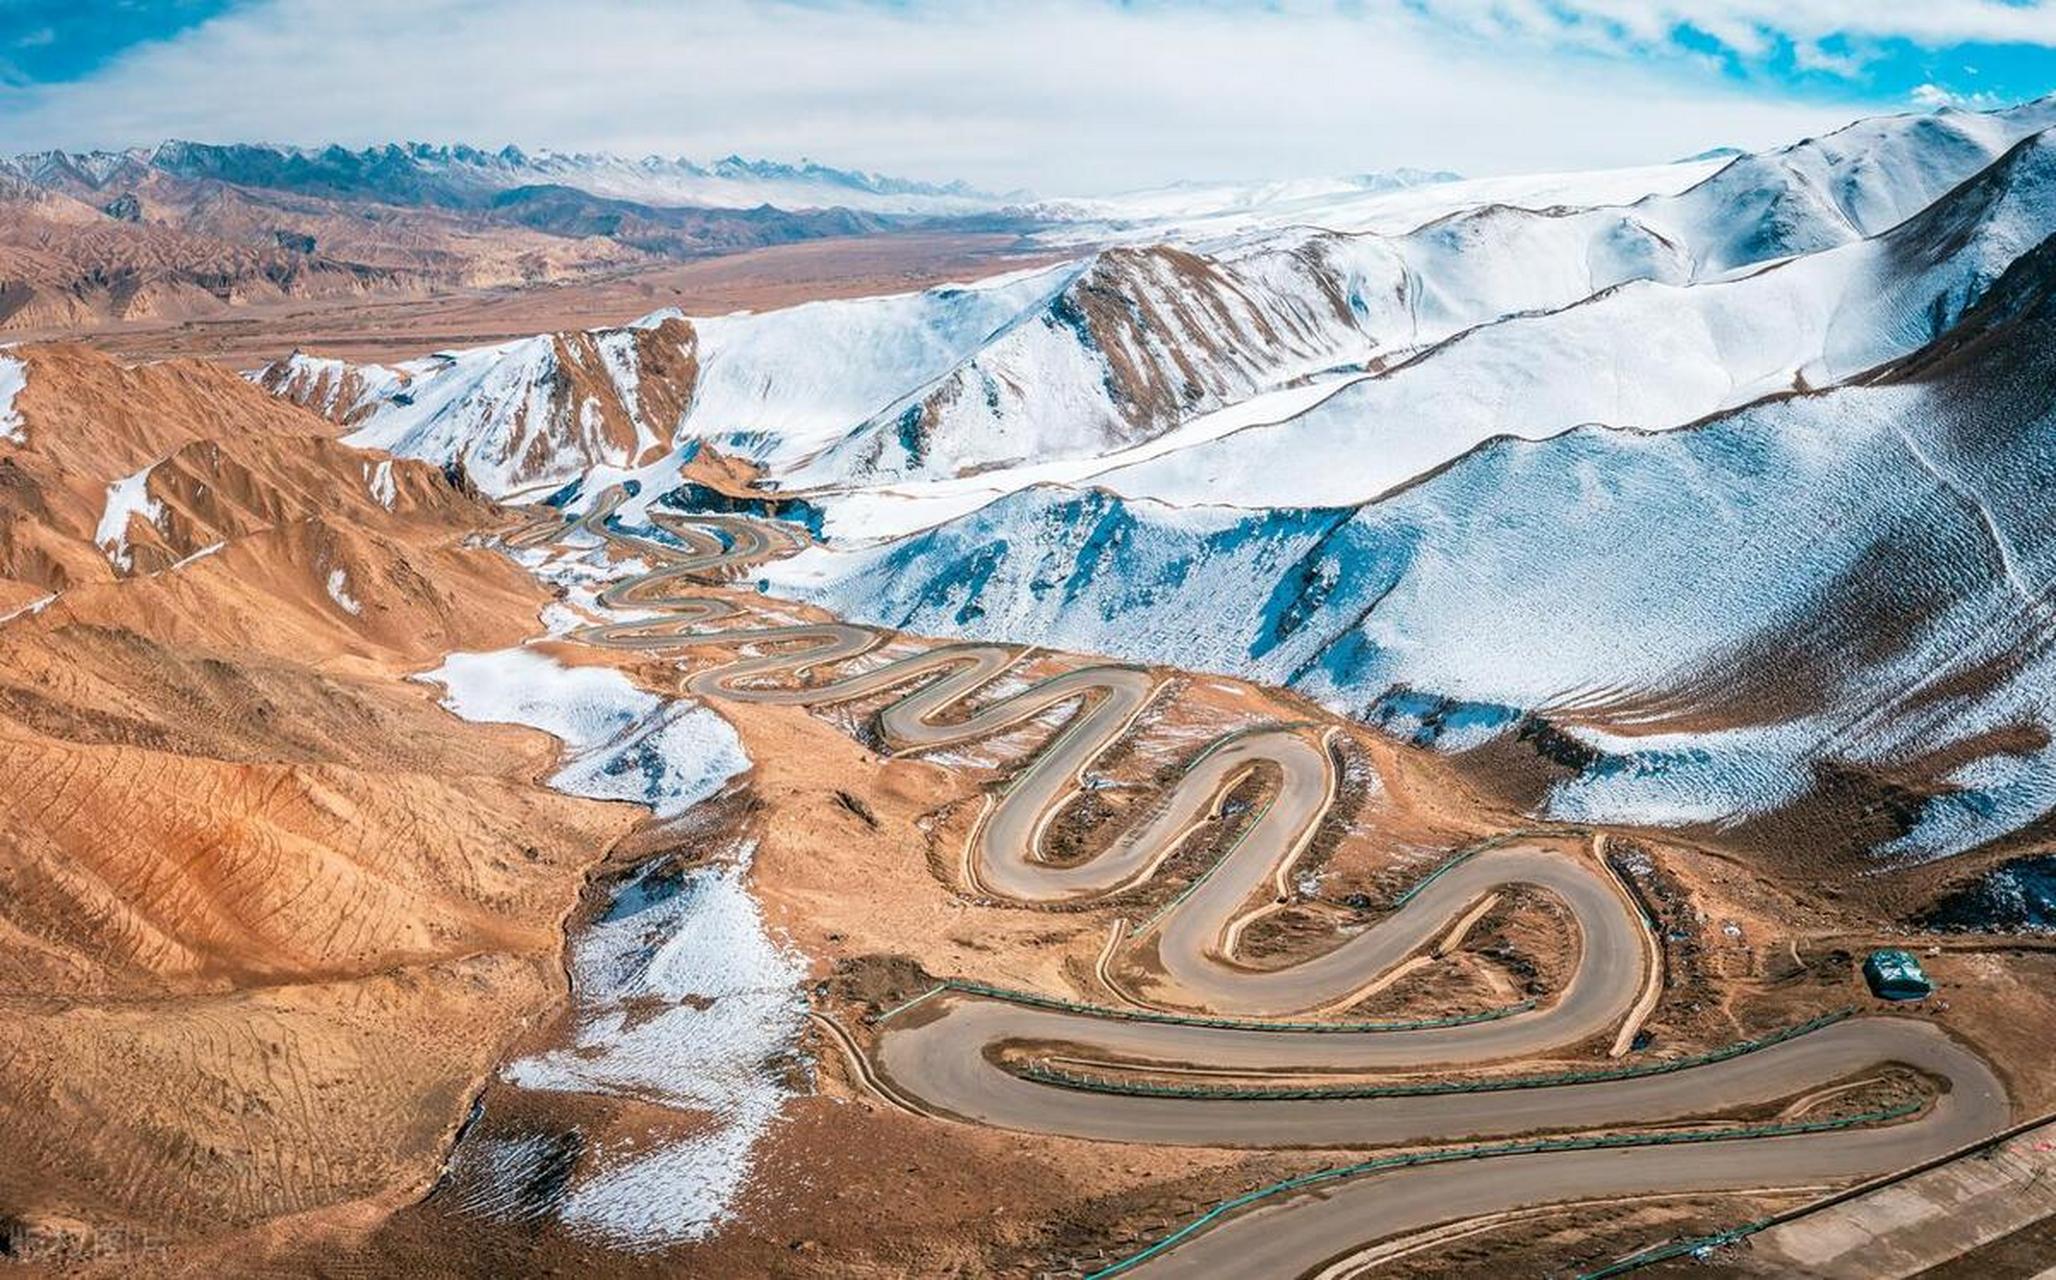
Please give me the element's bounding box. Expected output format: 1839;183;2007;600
2;137;1061;348
8;232;1067;368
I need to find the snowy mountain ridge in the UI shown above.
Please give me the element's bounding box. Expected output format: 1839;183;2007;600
263;98;2056;501
766;233;2056;864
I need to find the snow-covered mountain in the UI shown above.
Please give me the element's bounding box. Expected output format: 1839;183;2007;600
258;316;701;497
1092;127;2056;508
1022;101;2056;247
1030;158;1727;243
766;233;2056;864
260;264;1078;497
784;241;1403;484
803;98;2056;490
274;99;2056;498
252;96;2056;865
2;140;1016;216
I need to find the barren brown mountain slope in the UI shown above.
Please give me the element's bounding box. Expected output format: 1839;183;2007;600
102;169;655;282
2;344;336;595
15;232;1066;367
0;197;425;331
0;347;651;1261
0;144;1050;357
0;160;853;337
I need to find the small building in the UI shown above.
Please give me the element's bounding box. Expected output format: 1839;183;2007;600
1863;949;1933;1001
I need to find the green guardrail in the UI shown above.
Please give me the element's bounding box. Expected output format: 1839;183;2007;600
1575;1109;2056;1278
1076;1100;1922;1280
1577;1218;1779;1279
945;979;1533;1033
867;983;950;1026
1134;795;1278;935
1384;823;1585;909
866;979;1531;1032
1021;1009;1854;1101
1389;845;1482;907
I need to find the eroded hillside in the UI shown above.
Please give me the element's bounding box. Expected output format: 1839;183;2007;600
0;345;651;1259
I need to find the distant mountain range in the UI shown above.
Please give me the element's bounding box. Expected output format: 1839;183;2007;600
2;140;1021;216
0;139;1044;332
0;133;1733;336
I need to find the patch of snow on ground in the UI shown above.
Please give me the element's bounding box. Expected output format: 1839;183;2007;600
508;541;658;636
419;646;746;817
0;356;24;443
1541;723;1813;830
168;541;225;573
561;443;694;527
0;592;56;625
503;850;808;1249
325;567;363;615
444;1133;571;1224
94;462;162;571
419;575;795;1249
1880;748;2056;863
364;458;397;509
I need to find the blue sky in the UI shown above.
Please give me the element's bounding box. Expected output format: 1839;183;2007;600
0;1;240;84
2;1;2052;192
1390;2;2054;111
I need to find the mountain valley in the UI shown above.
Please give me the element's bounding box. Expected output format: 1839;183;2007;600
8;90;2056;1279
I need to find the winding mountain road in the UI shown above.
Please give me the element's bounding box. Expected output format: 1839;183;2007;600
523;493;2011;1278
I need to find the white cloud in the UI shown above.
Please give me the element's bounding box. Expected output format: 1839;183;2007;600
0;0;2001;193
1912;81;2005;110
1790;38;1873;78
1421;1;2056;57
